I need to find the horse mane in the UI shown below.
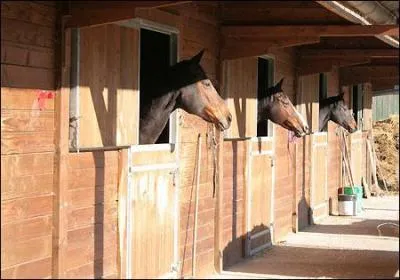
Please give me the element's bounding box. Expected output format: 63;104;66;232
320;94;344;108
143;58;208;101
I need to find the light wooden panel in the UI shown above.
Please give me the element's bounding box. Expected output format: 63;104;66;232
311;133;327;222
246;138;273;255
298;74;319;133
362;83;373;131
248;154;272;251
132;149;176;166
222;57;257;138
130;169;175;278
222;139;247;268
350;131;363;186
74;24;138;149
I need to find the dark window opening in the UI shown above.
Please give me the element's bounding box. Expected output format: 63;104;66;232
140;28;171;144
257;57;274;137
352;85;359;125
352;84;363;129
319;73;328;131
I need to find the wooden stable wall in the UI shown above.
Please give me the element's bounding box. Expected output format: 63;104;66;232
326;67;342;215
222;139;247;268
134;3;222;277
260;48;297;241
62;152;119;278
1;1;57;278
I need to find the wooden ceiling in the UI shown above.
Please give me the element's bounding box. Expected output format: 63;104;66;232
219;1;398;88
220;1;350;25
64;1;398;88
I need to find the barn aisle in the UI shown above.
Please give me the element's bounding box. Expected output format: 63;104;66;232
211;195;399;279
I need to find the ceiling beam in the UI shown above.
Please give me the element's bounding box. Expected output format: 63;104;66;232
221;37;320;60
372;79;399;91
340;65;399;85
65;1;190;28
221;25;399;38
298;49;399;58
298;58;370;76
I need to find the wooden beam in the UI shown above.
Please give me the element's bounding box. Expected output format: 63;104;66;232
52;27;70;278
340;66;399;85
222;25;399;38
298;58;370;76
65;1;190;28
221;37;320;60
371;79;399;91
298;49;399;58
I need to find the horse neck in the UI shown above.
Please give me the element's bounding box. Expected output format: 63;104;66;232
139;90;179;144
319;103;332;131
257;96;271;122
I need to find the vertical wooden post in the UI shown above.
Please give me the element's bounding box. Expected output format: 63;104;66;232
52;25;71;278
117;149;129;278
214;129;224;273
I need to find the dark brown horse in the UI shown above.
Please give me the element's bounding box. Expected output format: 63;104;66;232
257;78;309;137
139;50;232;144
319;93;357;133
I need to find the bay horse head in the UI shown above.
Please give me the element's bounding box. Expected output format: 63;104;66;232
319;93;357;133
173;50;232;131
257;78;309;137
139;49;231;144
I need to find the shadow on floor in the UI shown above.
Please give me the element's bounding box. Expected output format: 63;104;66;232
301;218;399;237
226;245;399;279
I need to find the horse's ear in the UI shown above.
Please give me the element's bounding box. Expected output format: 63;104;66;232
276;78;284;91
338;92;345;99
191;49;205;64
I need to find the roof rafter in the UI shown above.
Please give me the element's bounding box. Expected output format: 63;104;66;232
65;1;191;28
222;24;399;38
298;49;399;58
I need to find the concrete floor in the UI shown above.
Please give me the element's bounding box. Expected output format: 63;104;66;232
212;195;399;279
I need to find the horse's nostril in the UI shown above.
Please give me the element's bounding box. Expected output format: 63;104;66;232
227;114;232;122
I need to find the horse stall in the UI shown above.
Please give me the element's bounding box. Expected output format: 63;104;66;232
2;1;398;279
62;4;225;278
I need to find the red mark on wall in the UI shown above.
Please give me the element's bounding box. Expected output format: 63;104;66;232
37;90;55;110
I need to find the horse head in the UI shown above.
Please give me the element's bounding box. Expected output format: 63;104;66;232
258;78;309;137
172;49;232;131
326;92;357;133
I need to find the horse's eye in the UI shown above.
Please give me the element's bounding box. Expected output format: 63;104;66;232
203;80;211;87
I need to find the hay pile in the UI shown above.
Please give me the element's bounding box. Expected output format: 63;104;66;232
373;115;399;192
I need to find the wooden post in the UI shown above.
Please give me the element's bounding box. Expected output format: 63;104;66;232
214;128;224;273
192;134;201;277
117;149;129;278
52;26;71;278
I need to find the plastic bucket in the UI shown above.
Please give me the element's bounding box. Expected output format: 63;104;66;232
338;194;356;216
339;186;363;214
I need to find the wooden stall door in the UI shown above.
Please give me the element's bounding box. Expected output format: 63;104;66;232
310;133;328;223
70;24;139;149
126;146;178;278
221;58;257;139
350;131;363;186
246;138;274;256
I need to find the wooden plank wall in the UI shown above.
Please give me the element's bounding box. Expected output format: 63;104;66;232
135;3;221;277
222;139;247;268
75;25;139;149
222;58;258;138
326;67;342;215
295;70;319;231
1;1;57;278
269;48;298;242
130;168;176;278
63;151;119;278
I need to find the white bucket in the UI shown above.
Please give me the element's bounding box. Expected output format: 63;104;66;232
338;194;356;216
